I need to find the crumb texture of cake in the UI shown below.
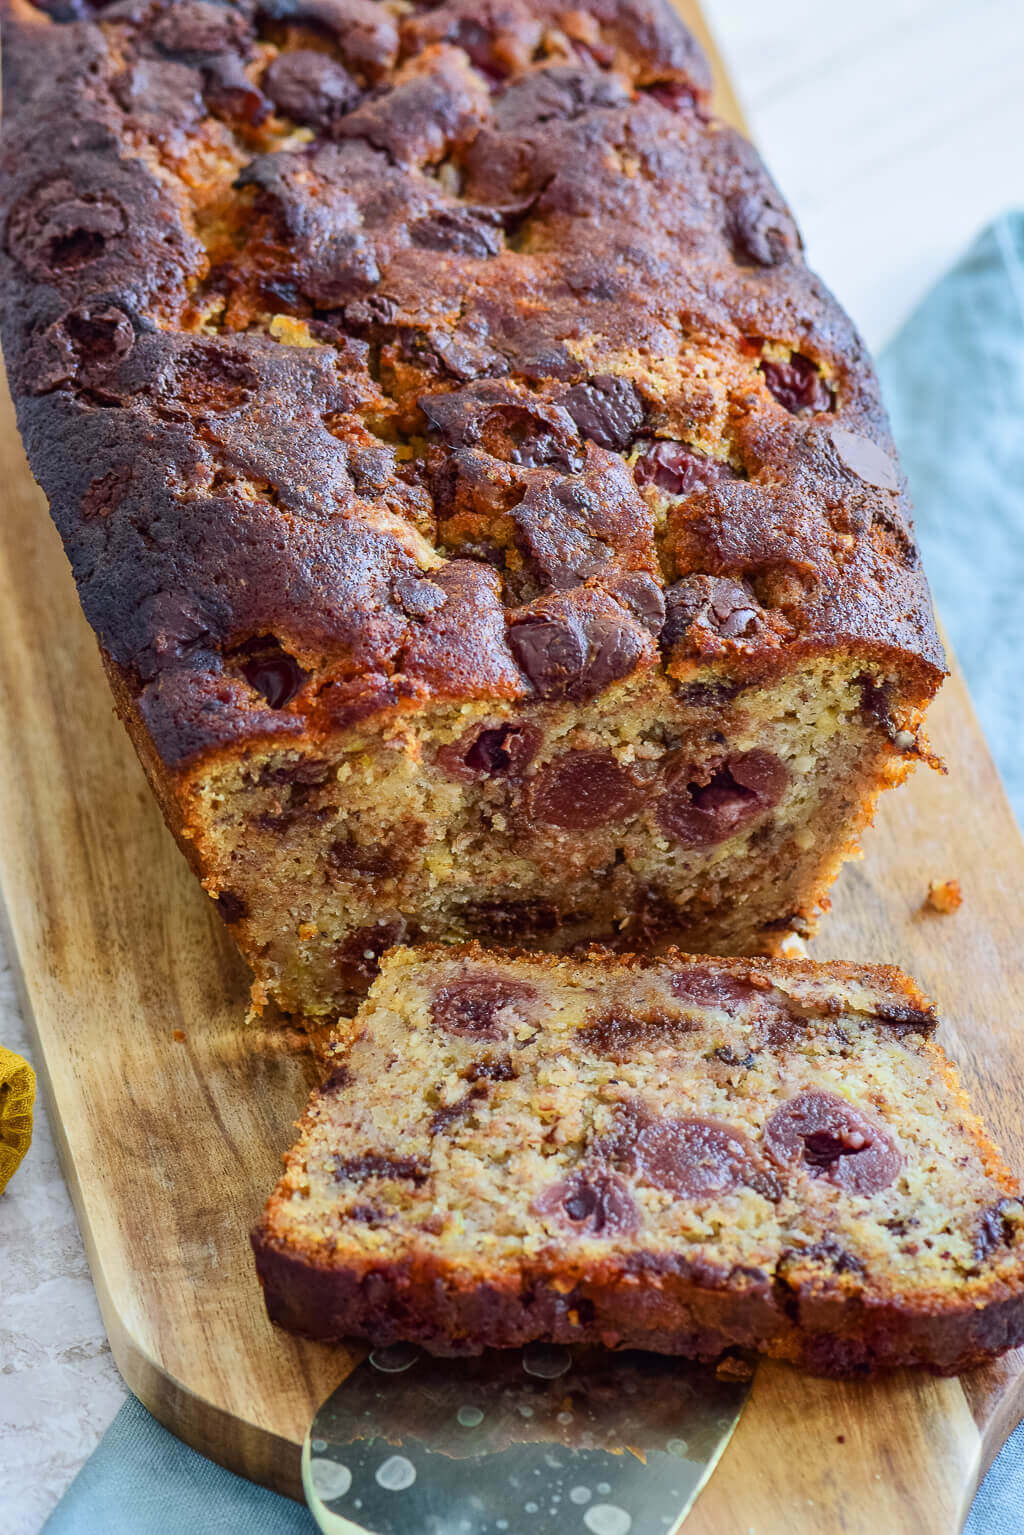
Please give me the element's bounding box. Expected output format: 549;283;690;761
253;946;1024;1375
0;0;945;1014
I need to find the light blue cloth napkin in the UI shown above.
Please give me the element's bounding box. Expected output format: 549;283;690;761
43;216;1024;1533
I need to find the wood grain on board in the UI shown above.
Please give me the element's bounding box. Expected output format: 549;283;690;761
0;3;1021;1531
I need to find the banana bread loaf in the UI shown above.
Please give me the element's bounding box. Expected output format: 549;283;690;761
0;0;944;1017
253;945;1024;1374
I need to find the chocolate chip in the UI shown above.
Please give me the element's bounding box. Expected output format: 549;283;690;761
239;639;307;708
829;427;899;492
152;1;250;58
438;721;541;781
603;571;666;636
764;1090;902;1195
431;974;538;1039
495;65;629;130
974;1199;1019;1264
509;605;647;701
420;384;583;474
334;1153;428;1184
761;354;833;414
657;750;786;848
726;191;797;267
409;208;504;259
631;1117;773;1199
633;440;734;496
534;1171;639;1236
262;49;361;132
456;899;561;939
662;575;761;646
561;374;646;451
855;673;894;732
529;750;642;830
392;572;448;618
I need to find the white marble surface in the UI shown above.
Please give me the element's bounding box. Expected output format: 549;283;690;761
3;3;1024;1532
0;952;127;1535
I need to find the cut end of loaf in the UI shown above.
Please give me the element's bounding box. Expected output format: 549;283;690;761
253;945;1024;1374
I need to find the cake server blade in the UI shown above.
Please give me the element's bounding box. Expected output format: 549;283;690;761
303;1343;752;1535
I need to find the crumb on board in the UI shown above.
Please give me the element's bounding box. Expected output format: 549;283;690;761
172;1029;186;1042
926;878;962;914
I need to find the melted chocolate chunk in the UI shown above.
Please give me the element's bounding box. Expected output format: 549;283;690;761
421;384;583;474
662;575;761;646
829;427;899;492
761;354;833;414
262;49;361;133
334;1153;428;1184
669;965;759;1012
764;1090;902;1195
974;1199;1019;1264
633;441;734;496
456;898;562;939
630;1116;774;1200
603;571;666;637
726;191;797;267
430;1084;487;1133
438;721;541;781
580;1008;698;1062
509;605;647;701
529;750;642;831
409;208;505;259
152;1;250;58
657;750;786;848
495;66;629;130
327;839;401;881
391;572;448;618
431;973;537;1039
645;81;699;113
561;374;646;451
335;918;407;987
534;1170;639;1237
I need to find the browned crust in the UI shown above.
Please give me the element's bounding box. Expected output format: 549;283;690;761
250;1231;1024;1377
0;0;944;777
251;948;1024;1374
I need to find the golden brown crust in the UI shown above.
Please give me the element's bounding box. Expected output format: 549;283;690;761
251;1231;1024;1376
253;947;1024;1374
0;0;943;778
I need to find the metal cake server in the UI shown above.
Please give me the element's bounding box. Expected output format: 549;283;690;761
303;1343;752;1535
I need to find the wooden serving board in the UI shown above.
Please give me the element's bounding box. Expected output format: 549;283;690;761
1;6;1022;1531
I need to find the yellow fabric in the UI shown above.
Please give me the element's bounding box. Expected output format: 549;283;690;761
0;1044;35;1193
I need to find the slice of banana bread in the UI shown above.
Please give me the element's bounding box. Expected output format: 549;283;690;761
0;0;944;1018
253;945;1024;1375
